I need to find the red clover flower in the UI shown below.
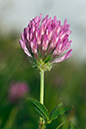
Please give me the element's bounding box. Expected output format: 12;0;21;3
19;15;73;128
19;14;72;71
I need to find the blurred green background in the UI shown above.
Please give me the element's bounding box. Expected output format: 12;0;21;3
0;0;86;129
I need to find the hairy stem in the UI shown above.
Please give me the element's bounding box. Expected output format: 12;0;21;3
40;70;44;104
39;70;44;128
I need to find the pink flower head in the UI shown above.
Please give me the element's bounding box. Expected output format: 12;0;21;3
8;82;29;102
19;15;72;71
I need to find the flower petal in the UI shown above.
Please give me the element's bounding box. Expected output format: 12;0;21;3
19;39;25;49
19;39;32;57
52;49;72;63
24;46;32;57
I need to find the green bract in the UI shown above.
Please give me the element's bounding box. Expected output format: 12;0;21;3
37;59;52;71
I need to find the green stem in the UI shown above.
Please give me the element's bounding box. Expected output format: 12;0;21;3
40;70;44;105
39;70;44;128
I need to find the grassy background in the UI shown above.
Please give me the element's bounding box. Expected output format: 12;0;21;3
0;34;86;129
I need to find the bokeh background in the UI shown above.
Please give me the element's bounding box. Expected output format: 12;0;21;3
0;0;86;129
